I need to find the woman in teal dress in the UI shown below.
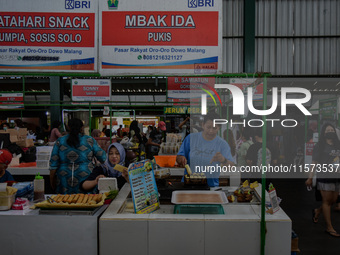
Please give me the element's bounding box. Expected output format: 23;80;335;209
49;118;106;194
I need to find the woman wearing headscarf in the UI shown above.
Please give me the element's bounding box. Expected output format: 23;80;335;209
82;142;129;192
49;118;106;194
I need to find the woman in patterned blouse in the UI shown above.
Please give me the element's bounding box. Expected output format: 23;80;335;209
49;118;106;194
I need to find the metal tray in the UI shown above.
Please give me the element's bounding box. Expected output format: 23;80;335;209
171;190;228;204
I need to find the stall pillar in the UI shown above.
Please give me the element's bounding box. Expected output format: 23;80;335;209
244;0;255;73
50;76;62;124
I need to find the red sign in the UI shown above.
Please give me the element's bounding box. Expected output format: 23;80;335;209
0;12;95;47
72;79;111;102
0;93;24;109
102;11;218;46
72;85;110;97
103;121;118;126
167;77;216;104
142;121;156;126
306;142;316;156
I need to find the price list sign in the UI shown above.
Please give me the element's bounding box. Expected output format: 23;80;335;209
128;160;160;214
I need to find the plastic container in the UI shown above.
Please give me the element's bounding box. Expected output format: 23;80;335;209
98;178;118;194
36;160;49;168
36;154;51;161
0;194;15;210
173;204;225;214
36;146;53;154
153;155;177;167
34;173;45;202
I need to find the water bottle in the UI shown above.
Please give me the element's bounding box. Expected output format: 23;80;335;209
34;173;45;202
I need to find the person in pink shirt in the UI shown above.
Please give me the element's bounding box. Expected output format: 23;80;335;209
49;121;62;142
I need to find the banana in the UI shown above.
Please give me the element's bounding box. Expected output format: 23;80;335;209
185;164;192;176
242;180;249;188
250;181;259;189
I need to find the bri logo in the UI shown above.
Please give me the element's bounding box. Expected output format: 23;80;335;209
188;0;214;8
108;0;119;10
65;0;91;9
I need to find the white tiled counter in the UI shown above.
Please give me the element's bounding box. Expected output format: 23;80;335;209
99;184;292;255
0;203;107;255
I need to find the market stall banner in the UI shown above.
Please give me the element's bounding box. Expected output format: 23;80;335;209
163;106;201;115
0;93;24;109
0;0;97;73
99;0;222;75
319;99;338;121
167;76;216;104
72;79;111;102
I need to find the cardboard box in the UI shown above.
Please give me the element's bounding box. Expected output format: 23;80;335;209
18;128;27;136
7;129;19;136
18;135;27;141
16;139;34;148
291;237;300;252
10;135;18;143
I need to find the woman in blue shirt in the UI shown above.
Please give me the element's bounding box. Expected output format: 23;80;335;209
176;112;234;187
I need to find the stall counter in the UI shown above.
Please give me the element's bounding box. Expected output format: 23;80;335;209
99;184;291;255
0;202;107;255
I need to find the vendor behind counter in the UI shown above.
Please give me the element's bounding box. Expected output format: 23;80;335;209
176;112;235;187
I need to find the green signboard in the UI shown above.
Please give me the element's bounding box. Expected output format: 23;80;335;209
113;111;130;117
163;106;201;114
319;99;337;121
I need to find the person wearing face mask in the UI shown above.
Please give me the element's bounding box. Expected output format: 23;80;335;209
306;123;340;237
0;123;9;131
82;142;129;192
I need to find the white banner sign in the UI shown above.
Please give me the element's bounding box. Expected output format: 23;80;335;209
0;0;98;73
99;0;222;75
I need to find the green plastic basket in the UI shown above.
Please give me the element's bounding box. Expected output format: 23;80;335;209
173;204;225;214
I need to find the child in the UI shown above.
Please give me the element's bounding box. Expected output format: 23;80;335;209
82;143;129;192
0;149;14;183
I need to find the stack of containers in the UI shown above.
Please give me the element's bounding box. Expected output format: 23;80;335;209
36;146;53;168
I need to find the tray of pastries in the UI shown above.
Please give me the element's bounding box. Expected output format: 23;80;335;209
34;194;106;210
184;173;207;185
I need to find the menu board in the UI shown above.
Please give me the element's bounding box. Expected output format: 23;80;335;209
128;160;160;214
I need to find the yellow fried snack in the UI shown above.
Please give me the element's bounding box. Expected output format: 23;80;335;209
185;164;192;176
62;195;70;203
76;194;84;204
96;194;103;203
82;194;89;204
67;194;75;204
72;194;79;204
56;195;64;203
